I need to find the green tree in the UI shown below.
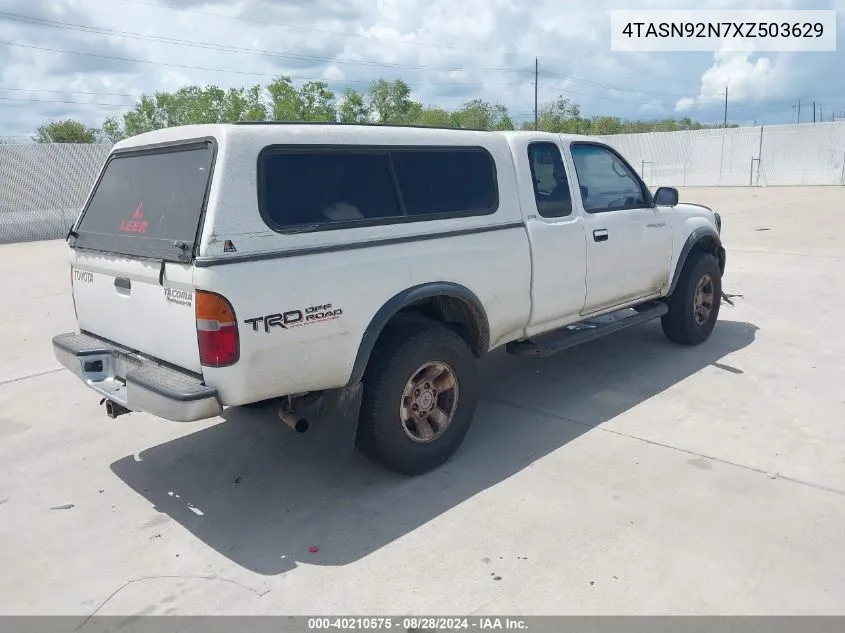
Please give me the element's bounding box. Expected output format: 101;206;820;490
587;116;626;135
297;81;336;121
267;76;303;121
123;94;165;136
84;76;727;141
526;97;586;133
367;79;419;123
414;106;452;127
228;84;267;122
99;117;126;143
34;119;98;143
337;89;371;123
119;84;268;137
450;99;514;130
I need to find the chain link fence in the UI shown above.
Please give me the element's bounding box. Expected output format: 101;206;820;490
1;122;844;245
0;142;113;244
598;121;845;188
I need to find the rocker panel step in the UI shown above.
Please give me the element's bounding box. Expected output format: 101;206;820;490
506;301;668;358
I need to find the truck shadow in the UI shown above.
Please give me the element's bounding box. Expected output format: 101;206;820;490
111;319;757;575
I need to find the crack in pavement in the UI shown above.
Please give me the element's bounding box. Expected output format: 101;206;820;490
76;574;270;629
0;367;63;387
483;396;845;498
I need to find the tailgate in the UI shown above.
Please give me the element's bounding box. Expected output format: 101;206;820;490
68;140;215;373
71;254;201;372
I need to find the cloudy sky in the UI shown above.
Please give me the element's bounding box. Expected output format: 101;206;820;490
0;0;843;140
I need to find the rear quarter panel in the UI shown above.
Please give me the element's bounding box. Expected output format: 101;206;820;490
194;127;531;406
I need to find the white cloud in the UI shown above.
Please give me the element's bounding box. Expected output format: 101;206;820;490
0;0;843;137
675;50;781;112
675;97;695;112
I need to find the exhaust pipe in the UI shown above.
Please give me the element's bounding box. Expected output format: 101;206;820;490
279;409;309;433
104;399;131;419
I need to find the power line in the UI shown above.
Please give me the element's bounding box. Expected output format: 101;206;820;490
0;11;529;74
0;91;536;115
112;0;703;84
0;96;132;107
0;41;533;88
537;82;666;106
0;86;138;98
3;9;701;101
541;69;696;97
111;0;567;64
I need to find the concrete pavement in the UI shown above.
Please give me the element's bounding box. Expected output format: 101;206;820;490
0;186;843;618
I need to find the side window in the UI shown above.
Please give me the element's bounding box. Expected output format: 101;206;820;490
390;149;497;216
260;150;401;229
527;142;572;218
259;147;498;231
570;144;646;213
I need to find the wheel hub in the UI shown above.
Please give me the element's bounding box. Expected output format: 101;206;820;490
693;273;715;325
417;390;435;410
400;361;459;443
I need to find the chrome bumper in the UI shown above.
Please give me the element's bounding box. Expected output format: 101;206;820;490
52;332;222;422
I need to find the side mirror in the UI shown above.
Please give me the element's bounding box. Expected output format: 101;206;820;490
654;186;679;206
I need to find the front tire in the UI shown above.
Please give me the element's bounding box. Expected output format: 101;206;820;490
661;251;722;345
357;320;479;475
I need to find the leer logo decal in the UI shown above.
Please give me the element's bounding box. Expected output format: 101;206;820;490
244;303;343;332
119;202;148;234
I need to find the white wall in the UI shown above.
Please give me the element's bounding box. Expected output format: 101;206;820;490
596;121;845;188
2;122;844;244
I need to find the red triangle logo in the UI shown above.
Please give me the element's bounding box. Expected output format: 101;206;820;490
133;203;144;219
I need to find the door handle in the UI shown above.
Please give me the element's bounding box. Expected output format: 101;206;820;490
593;229;609;242
114;277;131;295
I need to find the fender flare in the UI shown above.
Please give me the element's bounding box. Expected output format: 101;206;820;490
667;227;726;296
346;282;490;387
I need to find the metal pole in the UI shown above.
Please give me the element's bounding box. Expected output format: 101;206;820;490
749;158;753;186
839;151;845;184
756;124;764;185
723;85;728;126
534;58;538;131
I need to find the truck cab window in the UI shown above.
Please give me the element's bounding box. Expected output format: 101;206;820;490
527;142;572;218
570;144;646;213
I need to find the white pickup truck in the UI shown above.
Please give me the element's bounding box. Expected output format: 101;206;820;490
54;122;726;475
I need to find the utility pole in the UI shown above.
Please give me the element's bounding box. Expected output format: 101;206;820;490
723;84;728;126
792;104;797;122
534;58;539;131
813;101;816;123
797;98;801;123
820;104;823;121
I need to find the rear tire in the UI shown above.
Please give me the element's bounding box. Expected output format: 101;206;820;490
357;320;479;475
661;251;722;345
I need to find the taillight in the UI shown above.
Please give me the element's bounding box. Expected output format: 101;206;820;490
195;290;239;367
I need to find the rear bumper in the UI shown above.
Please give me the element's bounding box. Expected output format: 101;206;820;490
52;332;222;422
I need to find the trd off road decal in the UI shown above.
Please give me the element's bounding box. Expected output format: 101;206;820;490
164;288;193;307
244;303;343;333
